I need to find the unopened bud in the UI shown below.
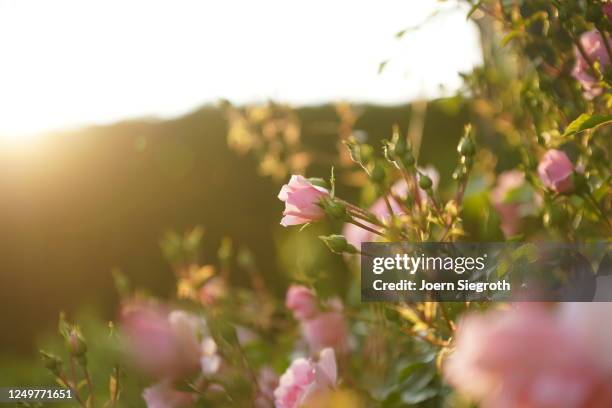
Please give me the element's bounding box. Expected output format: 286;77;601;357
322;199;350;221
457;137;476;157
319;235;358;254
66;330;87;357
418;174;433;190
40;351;62;375
359;144;374;164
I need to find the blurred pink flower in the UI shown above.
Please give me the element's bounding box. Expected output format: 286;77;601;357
274;348;337;408
490;170;526;237
605;3;612;20
286;285;319;320
343;166;439;247
278;175;329;226
560;303;612;373
143;381;194;408
571;30;611;99
198;276;227;306
445;305;612;408
255;367;279;408
121;304;220;380
537;149;574;193
301;300;348;353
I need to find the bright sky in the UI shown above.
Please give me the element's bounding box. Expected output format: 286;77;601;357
0;0;481;140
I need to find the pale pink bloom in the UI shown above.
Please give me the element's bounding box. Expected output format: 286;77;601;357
278;175;329;226
143;381;194;408
121;304;220;380
572;30;611;99
286;285;319;320
343;167;439;248
274;348;337;408
121;304;201;379
445;305;612;408
301;300;348;353
560;303;612;373
490;170;526;237
537;149;574;193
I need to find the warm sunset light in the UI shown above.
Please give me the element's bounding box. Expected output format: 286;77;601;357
2;1;610;407
0;0;480;140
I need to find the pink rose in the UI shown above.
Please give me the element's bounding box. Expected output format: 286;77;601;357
572;30;612;99
301;302;348;353
445;305;612;408
143;381;194;408
278;175;329;226
537;149;574;193
274;348;337;408
490;170;532;237
286;285;319;320
605;3;612;20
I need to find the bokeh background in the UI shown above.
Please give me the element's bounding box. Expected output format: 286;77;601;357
0;0;486;386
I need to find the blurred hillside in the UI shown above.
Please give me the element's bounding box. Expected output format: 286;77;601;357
0;101;468;356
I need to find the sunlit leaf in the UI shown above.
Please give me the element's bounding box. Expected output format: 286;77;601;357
563;113;612;137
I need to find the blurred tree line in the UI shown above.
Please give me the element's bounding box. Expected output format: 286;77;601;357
0;101;468;359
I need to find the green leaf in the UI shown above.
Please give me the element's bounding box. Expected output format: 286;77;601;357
563;114;612;137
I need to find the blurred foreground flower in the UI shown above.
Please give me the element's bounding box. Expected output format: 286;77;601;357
572;30;611;99
274;348;337;408
286;285;319;320
537;149;575;194
445;304;612;407
121;303;219;380
286;286;348;353
490;170;540;237
143;381;194;408
278;175;329;226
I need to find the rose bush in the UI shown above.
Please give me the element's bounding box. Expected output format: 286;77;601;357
38;1;610;407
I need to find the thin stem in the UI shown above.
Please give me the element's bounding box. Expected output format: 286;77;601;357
339;199;385;227
382;194;395;219
57;372;86;407
572;35;598;79
349;219;385;238
347;208;386;228
438;302;456;333
83;365;95;407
